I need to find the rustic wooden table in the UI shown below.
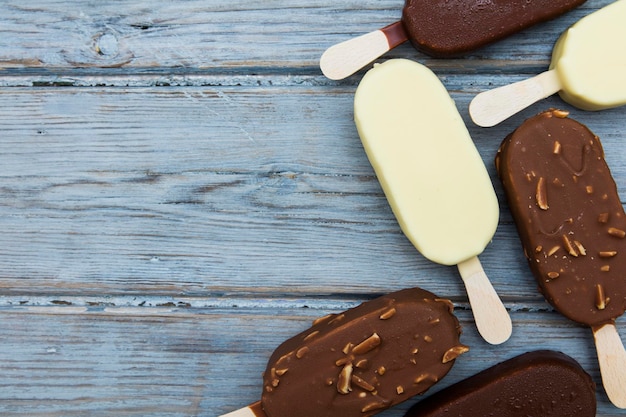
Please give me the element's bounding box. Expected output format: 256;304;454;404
1;1;625;416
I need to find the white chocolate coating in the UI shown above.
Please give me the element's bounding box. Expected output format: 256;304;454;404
551;0;626;110
354;59;499;266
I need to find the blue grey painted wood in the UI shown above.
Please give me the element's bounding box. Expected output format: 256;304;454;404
0;0;625;416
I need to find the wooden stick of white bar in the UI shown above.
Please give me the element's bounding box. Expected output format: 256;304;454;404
593;323;626;409
469;69;562;127
457;256;512;345
320;22;408;80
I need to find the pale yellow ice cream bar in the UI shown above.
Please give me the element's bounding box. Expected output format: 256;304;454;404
551;0;626;110
354;59;511;345
355;59;498;266
470;0;626;127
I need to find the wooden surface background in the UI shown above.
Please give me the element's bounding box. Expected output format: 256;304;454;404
1;0;625;416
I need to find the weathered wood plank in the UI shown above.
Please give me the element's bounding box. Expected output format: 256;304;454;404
1;0;625;415
0;306;620;416
1;86;624;299
0;0;615;74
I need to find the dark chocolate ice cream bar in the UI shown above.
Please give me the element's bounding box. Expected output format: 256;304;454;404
402;0;587;57
320;0;586;80
261;287;466;417
404;350;596;417
496;109;626;327
495;109;626;408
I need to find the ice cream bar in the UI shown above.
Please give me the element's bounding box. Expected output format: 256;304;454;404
320;0;586;80
404;350;596;417
470;0;626;127
220;287;468;417
496;109;626;408
354;58;511;345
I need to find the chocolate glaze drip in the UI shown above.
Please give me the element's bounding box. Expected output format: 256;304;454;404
496;109;626;326
261;288;466;417
401;0;587;57
404;350;596;417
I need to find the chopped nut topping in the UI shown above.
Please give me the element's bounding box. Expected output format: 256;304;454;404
598;213;610;224
553;141;562;155
275;368;288;376
599;251;617;258
547;246;561;256
423;335;433;343
379;308;396;320
411;347;419;354
535;245;542;253
342;342;354;355
296;346;309;359
586;185;594;194
574;240;587;256
442;345;470;363
596;285;607;310
396;386;404;395
352;333;381;355
536;177;549;210
547;272;560;279
376;366;386;375
553;177;563;187
562;235;579;257
351;374;375;392
337;363;353;394
608;227;626;238
429;318;440;325
414;373;438;384
328;314;345;326
312;314;334;326
303;330;319;341
601;265;611;272
552;109;570;118
361;401;387;413
335;357;351;367
355;359;369;369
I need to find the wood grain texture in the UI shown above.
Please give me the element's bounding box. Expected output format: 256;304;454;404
1;0;625;416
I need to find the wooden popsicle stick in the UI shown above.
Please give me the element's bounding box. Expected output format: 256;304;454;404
457;256;512;345
469;69;562;127
592;323;626;409
219;401;266;417
320;21;408;80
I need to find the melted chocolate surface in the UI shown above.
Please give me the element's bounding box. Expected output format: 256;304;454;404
401;0;586;57
496;109;626;326
261;288;465;417
405;350;596;417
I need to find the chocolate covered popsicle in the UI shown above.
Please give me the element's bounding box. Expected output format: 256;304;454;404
404;350;596;417
496;109;626;408
320;0;586;80
471;0;626;127
354;58;511;345
220;287;468;417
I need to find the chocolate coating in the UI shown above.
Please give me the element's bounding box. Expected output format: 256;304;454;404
401;0;586;57
261;288;466;417
496;109;626;326
404;350;596;417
